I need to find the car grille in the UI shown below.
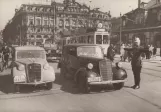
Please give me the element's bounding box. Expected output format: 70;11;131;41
99;60;113;81
28;63;41;82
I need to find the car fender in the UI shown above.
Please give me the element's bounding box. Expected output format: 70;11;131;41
112;67;127;80
74;68;87;83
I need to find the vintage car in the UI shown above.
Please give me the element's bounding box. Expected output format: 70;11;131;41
58;44;127;93
45;48;61;62
11;46;55;92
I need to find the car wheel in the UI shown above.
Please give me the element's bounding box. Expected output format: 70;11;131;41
78;76;90;94
11;84;20;93
60;65;71;80
113;82;124;90
46;82;53;90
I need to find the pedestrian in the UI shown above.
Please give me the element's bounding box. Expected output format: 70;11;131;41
2;43;10;69
153;45;157;59
149;45;154;58
120;44;125;61
107;44;115;62
124;37;149;89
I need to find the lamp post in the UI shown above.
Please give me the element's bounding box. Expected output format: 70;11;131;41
120;13;122;53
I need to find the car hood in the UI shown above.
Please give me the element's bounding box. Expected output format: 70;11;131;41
16;59;47;65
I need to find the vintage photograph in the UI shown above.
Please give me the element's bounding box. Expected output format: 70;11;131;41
0;0;161;112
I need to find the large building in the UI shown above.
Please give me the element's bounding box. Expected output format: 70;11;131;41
2;0;111;46
112;0;161;48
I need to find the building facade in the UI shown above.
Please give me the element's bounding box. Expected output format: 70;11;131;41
112;0;161;48
3;0;111;46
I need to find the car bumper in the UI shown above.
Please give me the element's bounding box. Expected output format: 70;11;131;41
47;57;60;60
88;79;127;85
14;81;53;85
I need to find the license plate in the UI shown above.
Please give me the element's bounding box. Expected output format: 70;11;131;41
88;77;101;82
14;75;26;82
51;57;57;59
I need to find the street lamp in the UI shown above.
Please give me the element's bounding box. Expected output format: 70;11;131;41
120;13;122;53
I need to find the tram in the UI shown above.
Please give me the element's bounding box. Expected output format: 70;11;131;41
60;23;110;55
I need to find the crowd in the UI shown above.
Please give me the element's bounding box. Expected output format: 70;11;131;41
119;43;158;62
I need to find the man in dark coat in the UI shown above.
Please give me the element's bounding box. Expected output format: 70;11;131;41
124;37;148;89
107;44;115;62
2;43;10;69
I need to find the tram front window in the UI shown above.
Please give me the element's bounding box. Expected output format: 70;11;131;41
96;35;102;44
103;35;109;44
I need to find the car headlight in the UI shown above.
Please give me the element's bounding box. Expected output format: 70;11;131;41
116;62;122;68
43;63;50;70
87;63;93;69
18;64;25;71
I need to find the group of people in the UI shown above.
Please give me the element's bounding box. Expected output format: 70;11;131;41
0;43;10;72
120;43;157;62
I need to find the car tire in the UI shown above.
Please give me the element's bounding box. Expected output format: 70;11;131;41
78;75;90;94
60;65;71;80
11;84;20;93
60;65;66;78
113;82;124;90
46;82;53;90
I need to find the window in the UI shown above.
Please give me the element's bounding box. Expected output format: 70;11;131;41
44;19;48;25
36;18;41;25
96;35;102;44
88;35;94;44
68;47;76;56
37;28;41;33
29;18;34;25
37;35;42;38
103;35;109;44
49;20;53;26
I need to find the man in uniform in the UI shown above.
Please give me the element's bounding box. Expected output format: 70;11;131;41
107;44;115;62
124;37;148;89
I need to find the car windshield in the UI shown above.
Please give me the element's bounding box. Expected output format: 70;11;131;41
17;50;46;59
77;46;103;58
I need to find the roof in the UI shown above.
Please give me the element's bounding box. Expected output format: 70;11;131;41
14;46;45;51
147;3;161;9
64;44;99;47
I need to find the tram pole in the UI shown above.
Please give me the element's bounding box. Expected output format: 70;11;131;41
120;13;122;54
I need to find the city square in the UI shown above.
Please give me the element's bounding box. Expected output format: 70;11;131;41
0;0;161;112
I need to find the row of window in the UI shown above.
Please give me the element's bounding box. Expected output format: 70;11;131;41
29;35;50;39
28;18;54;26
66;35;109;45
28;28;52;33
25;6;52;13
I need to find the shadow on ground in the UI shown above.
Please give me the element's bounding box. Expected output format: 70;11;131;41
54;73;116;94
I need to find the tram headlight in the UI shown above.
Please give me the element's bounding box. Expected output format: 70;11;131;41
87;63;93;70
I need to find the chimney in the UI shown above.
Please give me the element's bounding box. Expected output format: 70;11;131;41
138;0;141;8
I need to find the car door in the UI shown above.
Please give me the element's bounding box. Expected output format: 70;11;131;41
66;46;80;76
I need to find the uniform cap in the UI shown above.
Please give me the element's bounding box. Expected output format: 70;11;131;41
134;37;140;43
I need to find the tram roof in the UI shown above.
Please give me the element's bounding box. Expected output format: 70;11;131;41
64;44;99;47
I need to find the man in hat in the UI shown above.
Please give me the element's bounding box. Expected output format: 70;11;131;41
107;44;115;62
2;43;10;69
124;37;149;89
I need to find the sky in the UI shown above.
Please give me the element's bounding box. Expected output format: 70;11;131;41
0;0;150;30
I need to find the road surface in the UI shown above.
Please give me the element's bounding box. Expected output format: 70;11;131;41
0;59;161;112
